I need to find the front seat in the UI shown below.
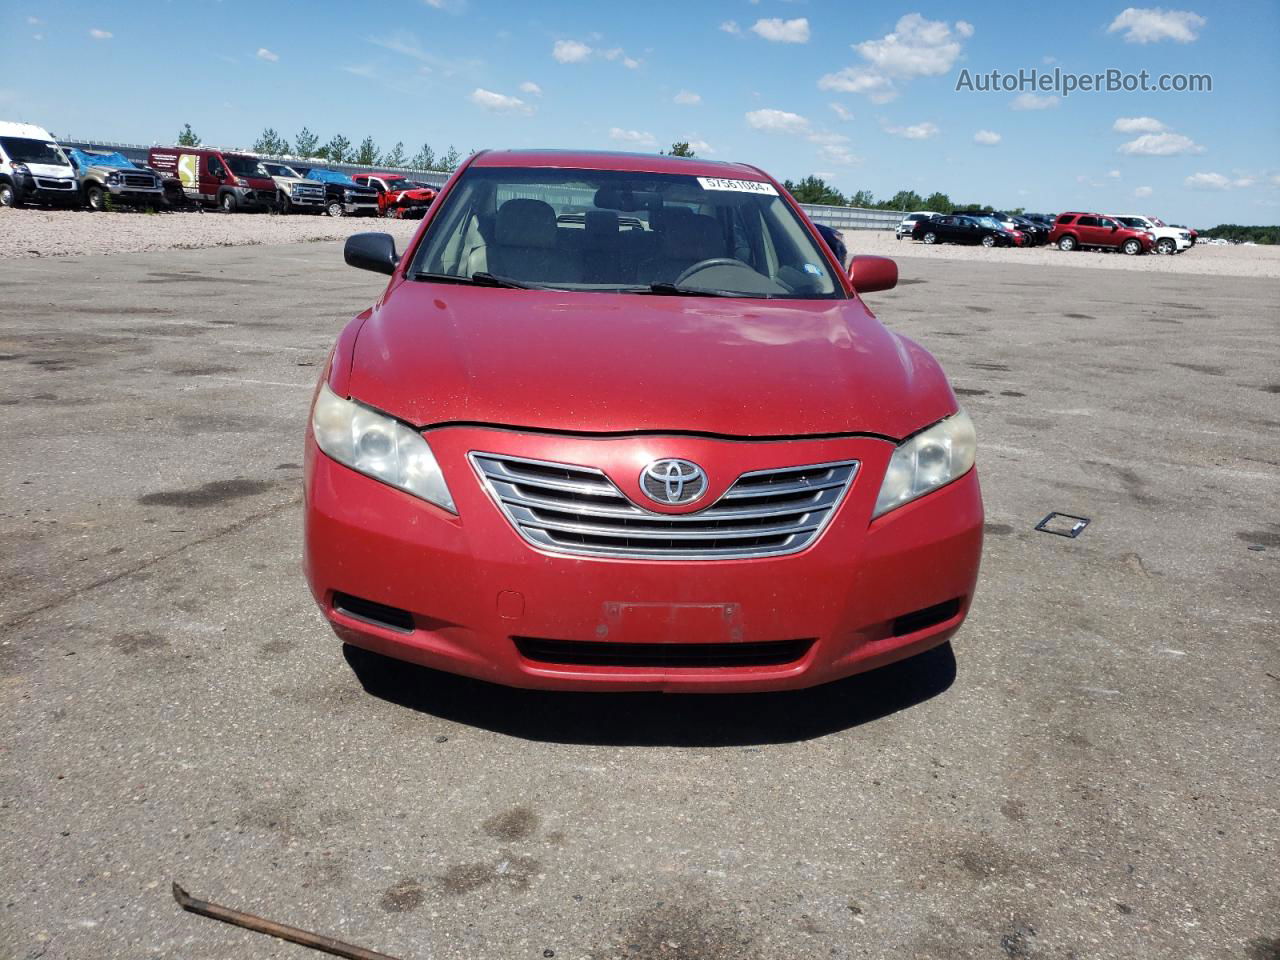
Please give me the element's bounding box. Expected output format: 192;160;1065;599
483;198;579;284
638;211;726;285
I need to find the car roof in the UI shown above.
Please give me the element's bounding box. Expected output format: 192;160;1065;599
469;149;770;180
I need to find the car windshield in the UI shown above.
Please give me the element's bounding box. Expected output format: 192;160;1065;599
410;167;842;299
1151;217;1167;227
1119;217;1145;228
263;163;301;178
1;137;67;165
384;178;417;190
976;217;1001;230
225;156;267;177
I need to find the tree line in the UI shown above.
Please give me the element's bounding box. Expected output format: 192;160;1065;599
1199;224;1278;244
176;123;464;172
781;175;1025;215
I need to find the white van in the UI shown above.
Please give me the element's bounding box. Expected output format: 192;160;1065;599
0;121;79;209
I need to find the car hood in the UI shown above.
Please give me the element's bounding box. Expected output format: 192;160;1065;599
271;175;323;187
85;164;156;178
23;162;74;178
344;282;957;439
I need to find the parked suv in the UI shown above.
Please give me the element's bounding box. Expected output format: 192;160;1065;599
258;161;327;214
0;121;78;208
147;146;277;212
350;172;436;219
66;148;164;211
1049;213;1153;255
296;167;379;217
1115;214;1191;255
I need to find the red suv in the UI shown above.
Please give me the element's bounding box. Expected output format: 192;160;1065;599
1050;212;1154;255
304;149;983;693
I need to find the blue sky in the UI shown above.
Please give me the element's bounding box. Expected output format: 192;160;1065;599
7;1;1279;226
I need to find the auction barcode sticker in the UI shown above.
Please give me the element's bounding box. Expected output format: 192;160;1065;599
696;177;779;195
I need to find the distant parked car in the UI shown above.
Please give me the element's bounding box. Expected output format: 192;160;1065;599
66;148;164;211
0;121;79;209
1049;213;1153;255
1008;215;1049;246
814;223;847;266
148;146;278;213
896;210;939;239
350;172;436;219
258;162;327;214
912;214;1021;247
295;167;380;218
1114;215;1191;255
1170;225;1198;245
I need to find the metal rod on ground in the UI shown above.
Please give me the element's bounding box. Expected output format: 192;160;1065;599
172;882;405;960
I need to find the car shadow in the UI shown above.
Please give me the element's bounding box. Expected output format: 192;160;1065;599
342;642;957;746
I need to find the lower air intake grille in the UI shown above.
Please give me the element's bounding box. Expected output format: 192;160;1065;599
514;637;813;668
471;453;858;560
333;592;414;633
891;598;962;637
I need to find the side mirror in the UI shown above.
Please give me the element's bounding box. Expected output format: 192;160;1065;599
849;255;897;294
344;232;400;276
1111;224;1119;231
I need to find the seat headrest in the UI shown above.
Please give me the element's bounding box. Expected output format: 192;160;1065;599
584;209;619;239
662;213;723;260
496;199;558;249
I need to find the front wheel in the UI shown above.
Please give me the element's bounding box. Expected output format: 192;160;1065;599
0;182;19;208
922;231;937;244
1122;238;1143;256
981;234;996;248
384;207;399;219
279;195;292;215
220;192;236;214
327;201;344;218
1156;238;1175;255
86;184;107;211
1058;235;1077;252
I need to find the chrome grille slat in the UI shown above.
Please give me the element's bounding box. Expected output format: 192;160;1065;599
471;452;857;560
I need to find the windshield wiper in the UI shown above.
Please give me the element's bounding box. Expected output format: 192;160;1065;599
633;282;765;299
411;271;547;290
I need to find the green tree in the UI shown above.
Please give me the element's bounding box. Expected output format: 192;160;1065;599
293;127;320;157
666;141;696;157
324;134;352;164
781;176;847;206
923;191;953;214
251;128;289;156
411;143;437;170
177;123;201;147
440;146;463;171
879;189;924;211
848;189;876;208
354;136;381;166
383;141;407;167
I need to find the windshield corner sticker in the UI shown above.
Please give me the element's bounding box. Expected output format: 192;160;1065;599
696;177;779;196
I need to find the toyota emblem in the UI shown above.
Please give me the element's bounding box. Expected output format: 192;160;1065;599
640;459;707;506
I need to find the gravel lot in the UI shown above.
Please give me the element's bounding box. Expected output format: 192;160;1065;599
1;242;1277;960
4;207;1278;280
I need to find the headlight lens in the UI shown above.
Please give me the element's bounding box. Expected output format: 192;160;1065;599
311;382;455;512
106;173;121;185
873;411;976;517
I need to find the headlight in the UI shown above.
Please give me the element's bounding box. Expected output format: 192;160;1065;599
873;411;976;517
311;382;455;512
343;189;354;199
12;163;29;175
106;173;121;185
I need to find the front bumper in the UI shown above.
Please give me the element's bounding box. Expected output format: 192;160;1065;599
18;173;78;203
304;425;984;692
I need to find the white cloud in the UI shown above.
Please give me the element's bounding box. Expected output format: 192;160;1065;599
1118;131;1204;155
342;64;378;79
855;14;970;78
973;129;1001;145
26;16;43;25
1107;7;1206;44
553;39;592;63
1113;116;1166;133
1184;171;1251;190
469;88;533;114
686;139;714;155
751;17;810;43
818;67;896;101
1134;186;1154;197
955;20;975;38
886;121;939;140
519;81;542;96
602;48;641;68
256;47;279;62
1107;169;1122;178
719;20;742;36
674;90;701;105
89;28;112;40
745;108;811;135
829;102;853;121
1012;93;1059;110
609;127;657;148
818;142;861;166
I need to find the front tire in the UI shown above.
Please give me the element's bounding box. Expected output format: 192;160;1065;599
1156;238;1175;255
1122;238;1142;256
922;231;937;244
0;182;20;208
384;207;398;219
981;234;996;248
279;195;292;215
86;184;107;212
1058;235;1077;252
327;201;344;218
220;192;237;214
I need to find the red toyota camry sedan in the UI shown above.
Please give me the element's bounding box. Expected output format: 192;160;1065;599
303;149;983;692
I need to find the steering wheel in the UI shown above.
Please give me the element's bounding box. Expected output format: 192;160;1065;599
673;258;749;286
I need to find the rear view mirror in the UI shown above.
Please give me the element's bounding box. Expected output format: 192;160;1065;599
344;232;399;275
849;255;897;294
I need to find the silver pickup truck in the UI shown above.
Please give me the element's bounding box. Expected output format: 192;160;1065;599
66;148;164;210
258;161;327;214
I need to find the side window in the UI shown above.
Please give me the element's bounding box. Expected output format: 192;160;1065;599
1097;217;1116;228
1077;216;1098;227
208;155;226;178
1056;214;1075;225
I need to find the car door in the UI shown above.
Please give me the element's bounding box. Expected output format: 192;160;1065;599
1074;215;1100;245
1095;216;1121;246
953;217;980;244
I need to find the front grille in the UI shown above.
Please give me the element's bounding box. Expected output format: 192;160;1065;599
35;178;74;190
515;636;813;668
293;185;324;199
471;453;858;560
123;174;156;188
